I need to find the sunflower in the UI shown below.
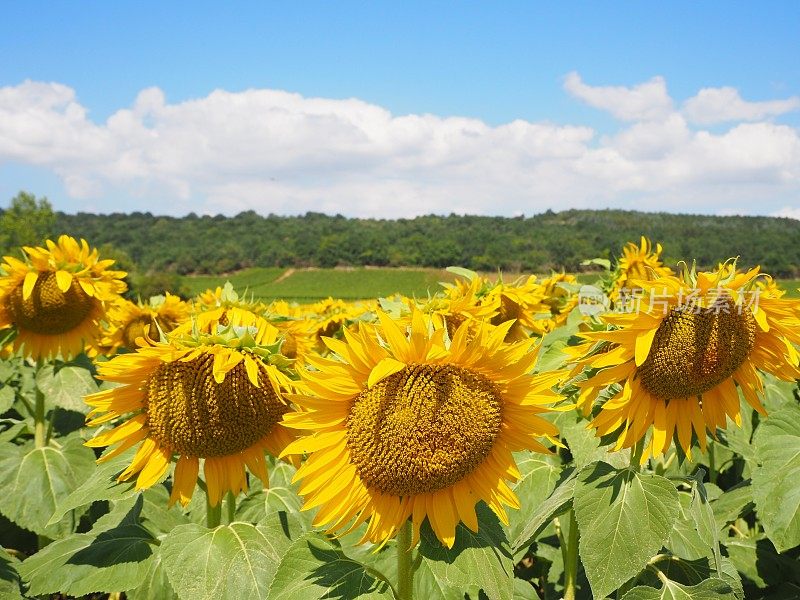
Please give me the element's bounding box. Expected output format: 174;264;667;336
102;293;191;352
420;274;497;338
482;275;550;341
0;235;127;360
535;273;580;334
84;324;296;507
281;310;562;548
610;237;673;302
569;264;800;461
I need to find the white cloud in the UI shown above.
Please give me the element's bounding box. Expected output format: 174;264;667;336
0;77;799;218
772;206;800;220
563;72;674;121
683;87;800;125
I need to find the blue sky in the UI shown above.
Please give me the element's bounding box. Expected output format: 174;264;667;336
1;1;799;218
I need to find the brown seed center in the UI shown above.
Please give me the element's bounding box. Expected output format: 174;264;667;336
144;353;287;457
9;272;95;335
346;363;503;497
638;301;756;400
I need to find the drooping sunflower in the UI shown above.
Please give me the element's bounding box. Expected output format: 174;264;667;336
482;275;550;341
569;264;800;460
102;293;192;352
0;235;127;360
84;324;296;507
610;237;673;302
282;310;562;548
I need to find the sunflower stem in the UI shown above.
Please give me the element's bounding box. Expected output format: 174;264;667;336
708;442;718;484
562;507;579;600
33;364;46;449
206;494;222;529
396;520;414;600
224;491;236;524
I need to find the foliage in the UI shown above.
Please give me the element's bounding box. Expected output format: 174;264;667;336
46;207;800;276
0;191;56;254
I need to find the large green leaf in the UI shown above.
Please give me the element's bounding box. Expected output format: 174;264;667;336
266;533;394;600
667;485;717;561
126;550;179;600
512;468;577;553
751;404;800;551
621;578;735;600
19;519;156;596
48;447;137;525
236;461;311;537
711;484;753;533
417;503;514;600
573;461;680;600
35;364;98;414
0;436;95;538
508;454;560;549
554;411;631;470
161;521;293;600
0;546;23;600
724;537;800;590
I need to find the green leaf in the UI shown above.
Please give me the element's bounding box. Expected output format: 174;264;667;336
126;550;179;600
711;484;753;533
35;364;98;414
554;411;631;470
446;266;478;281
266;533;394;600
138;486;191;536
637;556;742;600
0;546;23;600
236;461;311;538
0;387;14;415
724;537;800;590
508;454;560;550
621;578;735;600
49;447;137;525
574;461;680;600
751;404;800;551
0;421;27;445
19;514;156;596
417;503;514;600
512;468;577;553
0;436;95;538
161;521;293;600
667;486;717;561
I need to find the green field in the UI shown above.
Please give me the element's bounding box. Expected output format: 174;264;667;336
183;267;461;302
181;268;800;302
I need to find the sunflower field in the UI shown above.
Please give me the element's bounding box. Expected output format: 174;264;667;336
1;235;800;600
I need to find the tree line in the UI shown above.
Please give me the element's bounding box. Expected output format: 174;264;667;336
2;192;799;278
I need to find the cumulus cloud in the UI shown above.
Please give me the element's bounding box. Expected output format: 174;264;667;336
0;76;799;218
683;87;800;125
563;72;674;121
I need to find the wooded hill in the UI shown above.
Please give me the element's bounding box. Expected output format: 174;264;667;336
52;209;800;277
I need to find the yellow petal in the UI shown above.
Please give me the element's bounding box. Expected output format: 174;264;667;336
55;270;72;292
136;446;171;490
169;455;199;507
634;327;657;367
367;357;406;389
22;271;38;300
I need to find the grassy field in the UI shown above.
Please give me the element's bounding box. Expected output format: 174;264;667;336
183;267;461;302
181;268;800;302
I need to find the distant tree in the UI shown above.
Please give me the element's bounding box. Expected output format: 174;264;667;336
0;191;56;252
